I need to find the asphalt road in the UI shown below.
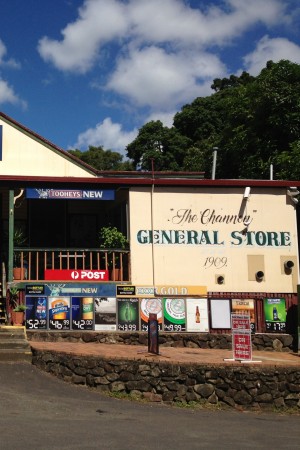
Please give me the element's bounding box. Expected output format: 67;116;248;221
0;362;299;450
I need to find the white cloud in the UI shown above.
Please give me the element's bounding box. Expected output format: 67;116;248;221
0;39;20;69
107;46;225;108
0;78;26;108
243;36;300;75
38;0;128;73
74;117;138;154
145;111;176;128
37;0;286;74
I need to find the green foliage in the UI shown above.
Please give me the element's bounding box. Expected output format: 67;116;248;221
69;146;134;171
99;226;128;249
126;59;300;179
13;304;27;312
126;120;192;171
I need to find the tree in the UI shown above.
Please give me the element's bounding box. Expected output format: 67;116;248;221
126;120;192;171
173;60;300;179
69;146;134;171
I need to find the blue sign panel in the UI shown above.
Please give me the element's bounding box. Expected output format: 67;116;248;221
26;188;115;200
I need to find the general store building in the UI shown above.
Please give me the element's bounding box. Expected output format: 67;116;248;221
0;112;298;342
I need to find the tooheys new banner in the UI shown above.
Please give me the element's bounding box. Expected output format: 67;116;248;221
44;269;109;281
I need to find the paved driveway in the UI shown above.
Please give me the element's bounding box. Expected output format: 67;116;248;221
0;362;299;450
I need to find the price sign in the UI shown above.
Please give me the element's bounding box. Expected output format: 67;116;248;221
71;297;94;330
233;332;252;361
25;296;47;330
49;297;70;330
163;298;186;332
117;298;139;331
263;298;286;333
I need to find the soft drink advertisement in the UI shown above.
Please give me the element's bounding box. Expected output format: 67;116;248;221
25;296;47;330
49;296;71;330
140;298;162;332
94;297;117;331
263;298;286;332
163;298;186;332
186;298;209;332
117;298;139;331
72;297;94;330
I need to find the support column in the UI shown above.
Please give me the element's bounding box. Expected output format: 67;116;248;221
8;190;14;282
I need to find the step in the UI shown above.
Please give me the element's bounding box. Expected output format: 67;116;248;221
0;349;32;362
0;340;31;350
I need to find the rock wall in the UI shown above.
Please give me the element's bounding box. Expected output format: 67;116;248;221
31;349;300;410
27;331;295;352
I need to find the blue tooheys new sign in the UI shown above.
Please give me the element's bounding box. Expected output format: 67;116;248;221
26;188;115;200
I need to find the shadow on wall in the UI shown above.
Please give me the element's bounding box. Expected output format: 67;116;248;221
286;304;298;352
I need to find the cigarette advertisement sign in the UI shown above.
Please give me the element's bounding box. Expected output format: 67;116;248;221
186;298;209;332
163;298;186;332
263;298;286;332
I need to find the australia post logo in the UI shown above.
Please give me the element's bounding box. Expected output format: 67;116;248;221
44;269;109;281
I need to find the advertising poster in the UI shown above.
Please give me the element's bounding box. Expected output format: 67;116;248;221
71;297;94;330
140;298;162;332
94;297;117;331
48;296;71;330
117;298;139;331
163;298;186;332
210;299;231;329
186;298;209;332
25;296;47;330
232;299;256;332
263;298;286;332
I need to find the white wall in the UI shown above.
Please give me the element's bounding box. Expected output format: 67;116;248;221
129;187;299;293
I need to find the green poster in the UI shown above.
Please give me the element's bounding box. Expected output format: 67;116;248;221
263;298;286;333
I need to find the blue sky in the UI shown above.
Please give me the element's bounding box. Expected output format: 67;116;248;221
0;0;300;157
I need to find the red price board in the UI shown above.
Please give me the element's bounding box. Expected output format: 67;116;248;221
233;333;252;361
231;314;251;331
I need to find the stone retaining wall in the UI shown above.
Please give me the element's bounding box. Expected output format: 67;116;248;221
31;349;300;410
27;331;295;352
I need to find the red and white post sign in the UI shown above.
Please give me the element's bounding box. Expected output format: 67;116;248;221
231;314;252;361
44;269;109;281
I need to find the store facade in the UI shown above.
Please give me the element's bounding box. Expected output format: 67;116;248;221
0;112;299;343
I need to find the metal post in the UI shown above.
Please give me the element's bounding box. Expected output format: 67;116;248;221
212;147;218;180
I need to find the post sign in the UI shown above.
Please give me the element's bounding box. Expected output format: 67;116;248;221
45;269;109;281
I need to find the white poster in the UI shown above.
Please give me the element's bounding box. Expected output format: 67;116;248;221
186;298;209;332
210;299;231;329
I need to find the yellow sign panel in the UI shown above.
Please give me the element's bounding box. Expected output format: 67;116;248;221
117;285;207;297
